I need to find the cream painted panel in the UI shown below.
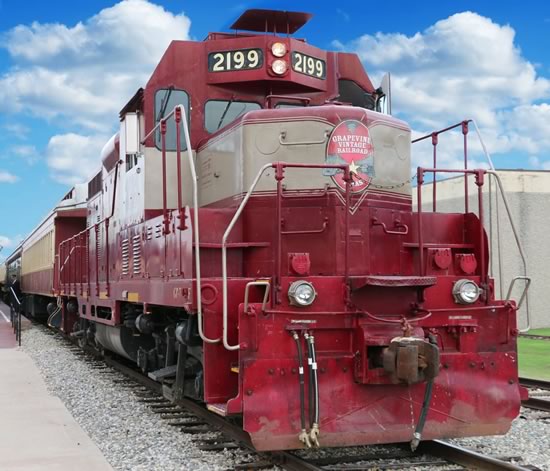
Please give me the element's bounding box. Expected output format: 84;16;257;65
198;118;411;207
144;147;196;210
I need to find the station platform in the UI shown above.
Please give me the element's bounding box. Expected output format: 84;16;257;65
0;302;113;471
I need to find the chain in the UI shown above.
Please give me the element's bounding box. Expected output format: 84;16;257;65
369;174;417;190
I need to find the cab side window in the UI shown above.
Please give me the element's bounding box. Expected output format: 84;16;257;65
154;88;190;151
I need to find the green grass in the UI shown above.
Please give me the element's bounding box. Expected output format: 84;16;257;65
518;337;550;380
528;328;550;336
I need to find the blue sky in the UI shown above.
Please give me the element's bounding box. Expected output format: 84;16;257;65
1;0;550;259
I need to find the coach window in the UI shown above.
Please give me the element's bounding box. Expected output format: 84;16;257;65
205;100;261;133
154;88;190;151
337;80;375;110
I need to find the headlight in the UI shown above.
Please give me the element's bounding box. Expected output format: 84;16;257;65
452;279;481;304
288;280;316;307
271;42;287;57
271;59;288;75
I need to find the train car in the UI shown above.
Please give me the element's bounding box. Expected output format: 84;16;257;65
2;245;22;303
39;9;524;451
0;260;7;303
9;186;88;318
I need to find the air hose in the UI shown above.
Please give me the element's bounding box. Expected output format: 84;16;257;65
307;333;320;447
304;333;314;428
410;333;439;451
291;331;311;447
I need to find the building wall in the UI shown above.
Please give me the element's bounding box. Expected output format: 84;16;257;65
419;170;550;329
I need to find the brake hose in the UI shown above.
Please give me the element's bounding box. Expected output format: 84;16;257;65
304;333;314;428
292;331;311;447
308;333;320;446
410;333;439;451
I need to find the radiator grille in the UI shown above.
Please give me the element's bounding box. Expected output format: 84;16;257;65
132;234;142;275
121;238;129;276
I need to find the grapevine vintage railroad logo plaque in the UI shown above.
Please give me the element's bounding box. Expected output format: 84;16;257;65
324;120;375;193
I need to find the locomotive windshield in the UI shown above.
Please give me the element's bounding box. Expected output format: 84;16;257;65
337;79;376;110
205;100;261;133
154;88;189;150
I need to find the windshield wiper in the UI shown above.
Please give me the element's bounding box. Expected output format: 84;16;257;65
157;86;174;122
216;96;235;131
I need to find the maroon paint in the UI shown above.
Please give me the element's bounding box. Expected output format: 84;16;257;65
24;13;522;451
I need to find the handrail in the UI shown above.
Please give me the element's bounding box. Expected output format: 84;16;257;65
57;160;121;296
10;286;21;306
175;105;219;344
506;276;531;311
221;161;351;351
222;163;272;350
9;286;22;346
413;118;531;331
244;280;271;313
143;104;218;343
417;168;487;289
487;171;531;331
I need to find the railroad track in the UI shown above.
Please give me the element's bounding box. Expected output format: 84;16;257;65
64;341;534;469
519;377;550;413
34;323;537;471
519;334;550;341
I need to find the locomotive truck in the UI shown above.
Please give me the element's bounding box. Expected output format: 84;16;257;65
2;9;526;451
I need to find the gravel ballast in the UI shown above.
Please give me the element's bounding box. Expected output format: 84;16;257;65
21;326;265;471
21;324;550;470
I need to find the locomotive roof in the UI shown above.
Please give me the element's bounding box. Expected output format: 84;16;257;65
230;9;312;34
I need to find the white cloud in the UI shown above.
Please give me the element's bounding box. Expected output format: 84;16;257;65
335;12;550;169
0;0;191;183
12;144;38;164
0;235;18;248
1;0;191;128
3;123;29;139
0;170;18;183
46;133;108;185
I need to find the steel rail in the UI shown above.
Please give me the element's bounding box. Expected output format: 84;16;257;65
417;440;532;470
101;355;322;470
106;353;531;470
519;377;550;413
41;324;533;471
522;397;550;413
519;334;550;341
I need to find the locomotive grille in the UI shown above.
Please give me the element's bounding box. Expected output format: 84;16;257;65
146;226;153;240
132;234;142;275
121;238;129;276
155;223;162;238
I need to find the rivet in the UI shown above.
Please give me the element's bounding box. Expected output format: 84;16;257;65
291;368;297;374
443;363;449;369
469;361;476;368
508;379;515;385
342;367;348;373
268;368;274;375
246;389;253;396
320;367;326;374
280;369;286;376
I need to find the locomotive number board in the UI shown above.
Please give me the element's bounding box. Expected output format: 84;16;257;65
291;51;326;79
208;48;263;72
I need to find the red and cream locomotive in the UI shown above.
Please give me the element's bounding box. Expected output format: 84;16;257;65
6;9;524;451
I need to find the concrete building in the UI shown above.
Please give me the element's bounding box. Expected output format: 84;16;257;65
419;169;550;330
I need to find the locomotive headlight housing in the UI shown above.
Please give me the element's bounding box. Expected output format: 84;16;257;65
272;59;288;75
271;42;287;57
288;280;316;307
452;279;481;304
